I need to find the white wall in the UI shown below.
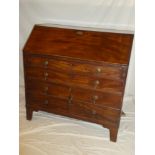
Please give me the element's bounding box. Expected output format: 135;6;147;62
19;0;135;98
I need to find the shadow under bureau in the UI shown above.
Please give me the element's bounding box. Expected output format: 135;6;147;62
23;25;134;142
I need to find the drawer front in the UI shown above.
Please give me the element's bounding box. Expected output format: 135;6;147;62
72;74;124;92
71;88;122;109
26;93;120;126
24;55;71;72
69;101;121;124
26;80;71;99
27;93;69;113
25;67;124;93
72;62;125;80
24;55;126;80
25;67;71;83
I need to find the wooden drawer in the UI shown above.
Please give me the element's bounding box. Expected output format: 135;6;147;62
24;55;71;72
25;67;124;93
27;93;69;113
25;67;71;83
26;80;71;99
69;101;121;124
24;55;126;80
71;88;122;109
72;74;124;93
72;62;125;80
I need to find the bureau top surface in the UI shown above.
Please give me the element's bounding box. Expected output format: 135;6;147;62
23;25;134;65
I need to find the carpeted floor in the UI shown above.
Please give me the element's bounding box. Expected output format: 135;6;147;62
20;86;134;155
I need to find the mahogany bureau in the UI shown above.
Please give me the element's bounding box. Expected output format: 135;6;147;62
23;24;134;142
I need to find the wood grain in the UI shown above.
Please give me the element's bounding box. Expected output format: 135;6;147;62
23;25;134;142
23;25;133;65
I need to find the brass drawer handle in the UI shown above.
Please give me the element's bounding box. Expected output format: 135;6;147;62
96;67;102;73
76;31;83;35
95;80;100;85
93;95;99;100
94;80;100;88
44;72;48;76
44;60;49;66
44;100;48;105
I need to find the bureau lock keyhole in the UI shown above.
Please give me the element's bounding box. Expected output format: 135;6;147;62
44;72;48;80
76;31;84;35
